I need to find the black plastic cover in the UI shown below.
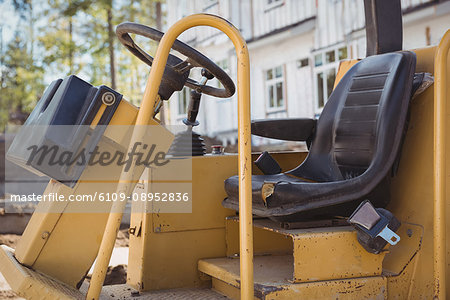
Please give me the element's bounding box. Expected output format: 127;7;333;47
255;151;282;175
6;75;122;187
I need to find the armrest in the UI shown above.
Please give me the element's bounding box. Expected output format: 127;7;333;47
251;118;316;141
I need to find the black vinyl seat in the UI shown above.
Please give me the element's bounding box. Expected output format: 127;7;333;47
223;51;417;222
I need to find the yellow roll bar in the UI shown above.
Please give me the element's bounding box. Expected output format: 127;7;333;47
433;29;450;300
86;14;254;300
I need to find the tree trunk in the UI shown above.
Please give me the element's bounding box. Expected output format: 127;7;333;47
156;1;162;31
69;17;74;73
107;8;116;89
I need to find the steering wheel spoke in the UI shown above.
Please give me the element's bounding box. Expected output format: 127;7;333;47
172;60;194;74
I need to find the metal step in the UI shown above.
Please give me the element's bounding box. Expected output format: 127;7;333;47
198;255;387;299
0;245;229;300
225;217;385;282
89;284;229;300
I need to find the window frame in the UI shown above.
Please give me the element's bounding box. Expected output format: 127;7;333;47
313;45;349;113
215;57;233;102
177;87;190;116
265;0;284;11
265;65;286;113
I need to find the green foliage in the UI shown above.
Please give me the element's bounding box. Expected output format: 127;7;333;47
0;0;164;130
0;33;44;130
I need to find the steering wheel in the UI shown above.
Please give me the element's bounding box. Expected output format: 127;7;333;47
116;22;235;98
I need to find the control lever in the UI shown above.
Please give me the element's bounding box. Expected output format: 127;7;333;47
183;90;201;126
183;69;214;127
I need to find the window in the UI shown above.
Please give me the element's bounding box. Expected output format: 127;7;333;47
314;54;323;67
265;66;285;111
297;58;309;68
315;68;336;110
178;87;189;115
325;50;335;64
216;59;229;89
338;46;348;60
313;46;348;111
316;73;324;108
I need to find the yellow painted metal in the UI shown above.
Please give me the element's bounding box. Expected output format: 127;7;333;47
211;276;387;300
384;45;437;298
0;245;84;299
433;29;450;300
382;223;423;276
127;155;236;290
12;99;140;288
225;218;384;283
87;13;253;300
199;256;387;299
333;59;359;89
211;278;244;300
129;152;304;291
225;217;292;257
292;229;384;282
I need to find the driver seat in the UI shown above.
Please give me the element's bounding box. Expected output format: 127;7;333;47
223;51;417;222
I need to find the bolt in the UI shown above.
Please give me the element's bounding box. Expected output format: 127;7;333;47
41;231;50;240
407;229;413;237
102;92;116;106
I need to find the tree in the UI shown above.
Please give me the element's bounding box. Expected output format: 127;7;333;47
0;0;44;130
0;33;44;130
0;0;165;130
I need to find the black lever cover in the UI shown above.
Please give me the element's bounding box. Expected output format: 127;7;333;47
255;151;282;175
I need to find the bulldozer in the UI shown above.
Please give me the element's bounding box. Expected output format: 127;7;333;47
0;0;449;298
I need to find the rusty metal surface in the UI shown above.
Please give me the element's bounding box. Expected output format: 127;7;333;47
199;255;386;299
97;284;229;300
199;255;294;288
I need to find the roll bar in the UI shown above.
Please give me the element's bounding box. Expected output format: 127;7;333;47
86;14;254;300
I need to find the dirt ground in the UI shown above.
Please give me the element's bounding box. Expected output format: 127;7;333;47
0;229;130;299
0;235;21;249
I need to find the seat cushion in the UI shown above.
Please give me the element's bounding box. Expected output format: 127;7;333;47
224;173;307;209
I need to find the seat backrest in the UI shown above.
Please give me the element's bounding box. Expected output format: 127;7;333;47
291;52;416;182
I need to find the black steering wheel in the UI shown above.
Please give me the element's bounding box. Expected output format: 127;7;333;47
116;22;235;98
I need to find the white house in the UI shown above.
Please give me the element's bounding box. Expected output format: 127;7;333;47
164;0;450;148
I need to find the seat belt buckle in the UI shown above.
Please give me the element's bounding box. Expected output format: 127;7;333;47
348;200;401;253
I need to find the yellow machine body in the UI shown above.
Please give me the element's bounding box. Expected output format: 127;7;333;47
12;100;146;288
0;13;449;300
